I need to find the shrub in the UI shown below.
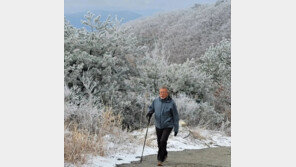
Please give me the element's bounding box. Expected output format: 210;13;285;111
174;94;224;130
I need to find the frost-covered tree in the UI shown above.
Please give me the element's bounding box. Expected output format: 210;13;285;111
64;12;149;130
135;45;169;94
162;59;212;99
199;39;231;115
166;93;225;130
65;12;146;58
136;45;212;102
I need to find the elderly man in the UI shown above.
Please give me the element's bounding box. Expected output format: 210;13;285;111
146;86;179;166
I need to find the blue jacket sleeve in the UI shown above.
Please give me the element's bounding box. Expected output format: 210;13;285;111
172;101;179;133
148;99;155;114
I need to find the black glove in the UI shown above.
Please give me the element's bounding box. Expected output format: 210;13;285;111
146;112;153;120
174;132;178;136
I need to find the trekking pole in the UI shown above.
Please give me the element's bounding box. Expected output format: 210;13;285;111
140;116;151;163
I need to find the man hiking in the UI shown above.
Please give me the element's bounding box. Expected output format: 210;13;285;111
146;86;179;166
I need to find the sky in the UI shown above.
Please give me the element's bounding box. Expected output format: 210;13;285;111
64;0;217;14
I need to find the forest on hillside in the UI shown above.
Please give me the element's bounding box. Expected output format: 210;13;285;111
64;0;230;165
123;0;230;64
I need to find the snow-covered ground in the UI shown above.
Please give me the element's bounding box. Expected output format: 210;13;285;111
66;123;231;167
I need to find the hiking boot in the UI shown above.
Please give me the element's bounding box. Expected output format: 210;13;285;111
157;161;163;166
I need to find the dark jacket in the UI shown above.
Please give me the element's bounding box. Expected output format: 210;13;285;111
147;96;179;133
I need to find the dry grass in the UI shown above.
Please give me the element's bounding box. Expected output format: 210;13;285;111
145;137;157;147
64;126;105;166
99;107;123;137
189;129;206;140
64;107;123;165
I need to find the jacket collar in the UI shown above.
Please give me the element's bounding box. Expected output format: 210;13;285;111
160;96;172;103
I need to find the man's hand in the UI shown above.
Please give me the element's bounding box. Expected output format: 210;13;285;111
174;132;178;136
146;112;153;120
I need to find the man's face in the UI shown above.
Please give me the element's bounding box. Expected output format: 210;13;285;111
159;88;168;99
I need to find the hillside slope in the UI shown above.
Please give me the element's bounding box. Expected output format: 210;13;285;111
123;0;230;64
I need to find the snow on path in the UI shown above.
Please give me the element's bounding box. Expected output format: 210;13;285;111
81;125;231;167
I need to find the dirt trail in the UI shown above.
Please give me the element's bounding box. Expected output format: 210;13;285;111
116;146;231;167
